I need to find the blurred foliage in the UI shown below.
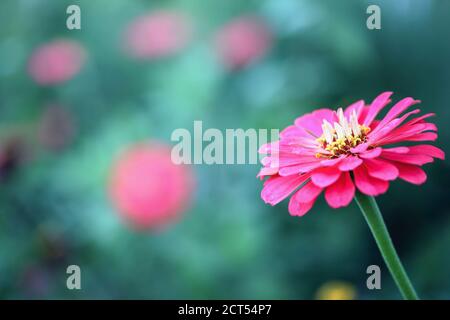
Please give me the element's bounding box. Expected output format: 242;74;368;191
0;0;449;299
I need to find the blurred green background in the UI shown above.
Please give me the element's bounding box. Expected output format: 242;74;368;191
0;0;449;299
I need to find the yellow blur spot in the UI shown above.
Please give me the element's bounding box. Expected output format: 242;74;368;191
315;281;357;300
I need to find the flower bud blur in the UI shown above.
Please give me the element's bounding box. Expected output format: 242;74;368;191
215;16;272;69
109;143;194;230
123;10;192;59
27;40;86;85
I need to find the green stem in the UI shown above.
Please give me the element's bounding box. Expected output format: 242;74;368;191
354;191;419;300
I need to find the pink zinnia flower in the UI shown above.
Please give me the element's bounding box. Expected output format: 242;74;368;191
123;10;192;59
109;143;194;230
27;40;86;85
258;92;445;216
215;16;272;69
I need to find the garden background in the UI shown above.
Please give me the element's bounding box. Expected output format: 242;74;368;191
0;0;449;299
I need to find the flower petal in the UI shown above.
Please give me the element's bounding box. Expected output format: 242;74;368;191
338;156;363;171
359;147;382;159
403;132;437;142
288;180;322;216
278;161;323;176
368;109;421;143
280;125;306;139
256;167;278;178
405;112;435;126
294;108;336;137
407;145;445;160
393;163;427;185
374;97;420;131
380;147;410;154
261;174;308;205
363;91;393;126
380;152;434;165
364;158;399;181
375;124;437;145
257;166;278;178
312;108;337;124
277;154;318;167
324;172;355;208
350;142;369;153
320;157;343;167
353;165;389;196
310;166;341;188
258;141;279;154
288;196;316;216
344;100;365;119
294;181;323;203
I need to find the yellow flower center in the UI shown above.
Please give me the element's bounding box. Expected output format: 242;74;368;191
315;108;370;158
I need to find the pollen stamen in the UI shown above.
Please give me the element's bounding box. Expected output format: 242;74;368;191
316;108;370;158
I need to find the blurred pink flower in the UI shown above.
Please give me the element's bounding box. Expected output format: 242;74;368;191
123;10;192;59
258;92;445;216
109;143;194;230
28;40;86;85
215;16;272;69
